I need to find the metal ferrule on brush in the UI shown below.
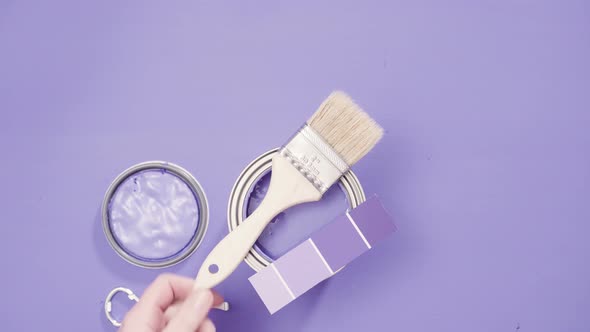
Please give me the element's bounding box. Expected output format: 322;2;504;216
279;124;349;193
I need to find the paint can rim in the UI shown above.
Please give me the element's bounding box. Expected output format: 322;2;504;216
227;148;366;272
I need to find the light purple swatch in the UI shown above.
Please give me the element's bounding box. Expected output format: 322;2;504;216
249;264;294;314
275;240;333;297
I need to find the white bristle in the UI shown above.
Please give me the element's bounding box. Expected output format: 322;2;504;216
307;91;384;166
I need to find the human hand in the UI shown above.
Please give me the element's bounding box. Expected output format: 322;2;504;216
119;274;224;332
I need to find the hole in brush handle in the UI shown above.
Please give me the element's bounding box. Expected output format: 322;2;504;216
208;264;219;274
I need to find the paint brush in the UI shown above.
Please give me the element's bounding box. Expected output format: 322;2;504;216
195;91;384;289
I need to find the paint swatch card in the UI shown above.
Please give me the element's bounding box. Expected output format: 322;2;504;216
249;195;396;314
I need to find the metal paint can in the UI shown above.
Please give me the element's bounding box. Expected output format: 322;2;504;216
102;161;209;268
228;149;366;272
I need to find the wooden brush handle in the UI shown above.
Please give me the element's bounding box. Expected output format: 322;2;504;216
195;155;322;289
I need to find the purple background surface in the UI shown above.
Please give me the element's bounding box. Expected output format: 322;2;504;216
0;1;589;331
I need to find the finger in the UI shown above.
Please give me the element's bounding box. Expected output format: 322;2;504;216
197;318;216;332
120;297;163;331
139;274;194;312
164;302;181;322
163;289;224;322
163;289;214;332
211;289;224;307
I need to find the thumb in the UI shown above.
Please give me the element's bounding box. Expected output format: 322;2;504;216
163;288;214;332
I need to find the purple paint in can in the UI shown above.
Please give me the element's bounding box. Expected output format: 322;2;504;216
245;170;350;260
108;169;200;260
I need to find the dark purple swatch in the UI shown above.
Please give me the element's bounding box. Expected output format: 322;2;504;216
349;195;396;247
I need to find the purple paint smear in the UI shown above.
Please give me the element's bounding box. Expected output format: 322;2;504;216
246;170;350;260
108;170;200;260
